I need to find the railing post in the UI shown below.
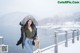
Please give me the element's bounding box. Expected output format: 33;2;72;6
77;29;79;41
65;31;68;47
0;36;3;44
54;31;58;53
72;30;75;43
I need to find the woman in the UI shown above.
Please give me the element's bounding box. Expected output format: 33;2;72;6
16;15;40;53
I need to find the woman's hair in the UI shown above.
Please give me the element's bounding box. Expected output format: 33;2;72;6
24;19;36;30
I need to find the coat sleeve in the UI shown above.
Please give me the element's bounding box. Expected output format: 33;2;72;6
16;27;23;46
33;28;37;40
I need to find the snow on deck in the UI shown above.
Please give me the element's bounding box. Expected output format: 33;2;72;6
42;39;80;53
34;37;80;53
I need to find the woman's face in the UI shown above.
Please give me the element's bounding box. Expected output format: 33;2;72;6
28;19;32;26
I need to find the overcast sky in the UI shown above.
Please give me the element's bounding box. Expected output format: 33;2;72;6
0;0;80;20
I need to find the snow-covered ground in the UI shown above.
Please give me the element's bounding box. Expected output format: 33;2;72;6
34;37;80;53
58;40;80;53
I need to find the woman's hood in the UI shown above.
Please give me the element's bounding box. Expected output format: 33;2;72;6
20;15;38;26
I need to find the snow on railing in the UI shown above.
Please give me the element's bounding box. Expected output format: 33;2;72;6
34;27;80;53
0;36;8;53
